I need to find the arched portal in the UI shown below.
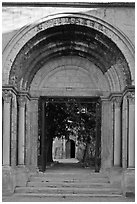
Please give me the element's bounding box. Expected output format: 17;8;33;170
3;13;134;88
2;13;134;178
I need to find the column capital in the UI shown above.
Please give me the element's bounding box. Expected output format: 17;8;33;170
112;96;122;108
127;92;135;105
2;90;12;103
18;96;27;107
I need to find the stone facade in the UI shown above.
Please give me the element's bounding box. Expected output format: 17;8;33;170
2;3;135;196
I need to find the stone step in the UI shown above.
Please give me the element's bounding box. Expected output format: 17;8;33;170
27;181;110;188
31;172;107;178
15;186;121;195
29;176;109;183
14;193;123;198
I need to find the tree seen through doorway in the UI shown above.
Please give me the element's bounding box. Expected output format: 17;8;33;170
38;98;101;171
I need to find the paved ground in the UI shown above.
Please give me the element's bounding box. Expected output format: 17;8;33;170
3;159;135;202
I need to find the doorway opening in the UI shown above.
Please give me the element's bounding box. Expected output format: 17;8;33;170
65;139;75;159
38;97;101;172
70;140;75;158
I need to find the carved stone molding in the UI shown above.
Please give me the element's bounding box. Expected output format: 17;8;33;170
112;96;122;108
2;90;13;103
18;96;27;107
127;92;135;105
35;17;104;33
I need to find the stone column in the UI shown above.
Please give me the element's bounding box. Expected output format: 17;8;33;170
2;90;12;166
11;94;18;168
122;96;128;168
18;96;26;166
113;97;121;167
127;93;135;168
101;98;113;169
63;136;66;159
30;98;39;170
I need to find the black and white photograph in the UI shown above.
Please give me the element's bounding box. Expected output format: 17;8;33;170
2;1;135;202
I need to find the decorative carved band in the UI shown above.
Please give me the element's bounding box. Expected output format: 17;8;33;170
18;96;27;107
35;17;107;34
112;96;122;108
2;90;13;103
127;92;135;104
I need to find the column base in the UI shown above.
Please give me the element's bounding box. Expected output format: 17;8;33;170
2;166;16;195
121;168;135;197
101;158;112;170
28;164;39;173
15;165;30;187
103;167;123;189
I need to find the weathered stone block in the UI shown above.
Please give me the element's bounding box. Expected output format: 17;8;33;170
2;166;16;195
15;166;30;187
121;168;135;197
105;167;123;189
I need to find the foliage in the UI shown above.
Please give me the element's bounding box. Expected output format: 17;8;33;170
38;98;101;169
45;98;97;144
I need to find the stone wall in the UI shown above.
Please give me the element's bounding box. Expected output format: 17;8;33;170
2;6;135;51
87;7;134;45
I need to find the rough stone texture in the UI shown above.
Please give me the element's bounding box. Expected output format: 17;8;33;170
107;167;123;188
2;167;16;195
15;166;29;187
121;169;135;196
87;7;134;44
2;195;135;202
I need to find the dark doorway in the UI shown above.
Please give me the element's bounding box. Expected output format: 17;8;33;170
70;140;75;158
38;97;101;172
66;139;75;159
66;140;71;159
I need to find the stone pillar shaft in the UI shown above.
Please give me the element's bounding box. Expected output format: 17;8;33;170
122;96;128;168
113;97;121;166
18;96;26;165
100;99;113;169
2;91;12;166
63;136;66;159
127;93;135;168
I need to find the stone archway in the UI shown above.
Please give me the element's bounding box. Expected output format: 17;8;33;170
2;13;134;87
2;12;135;194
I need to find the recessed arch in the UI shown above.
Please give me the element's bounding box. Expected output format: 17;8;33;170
2;13;134;92
30;56;111;97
